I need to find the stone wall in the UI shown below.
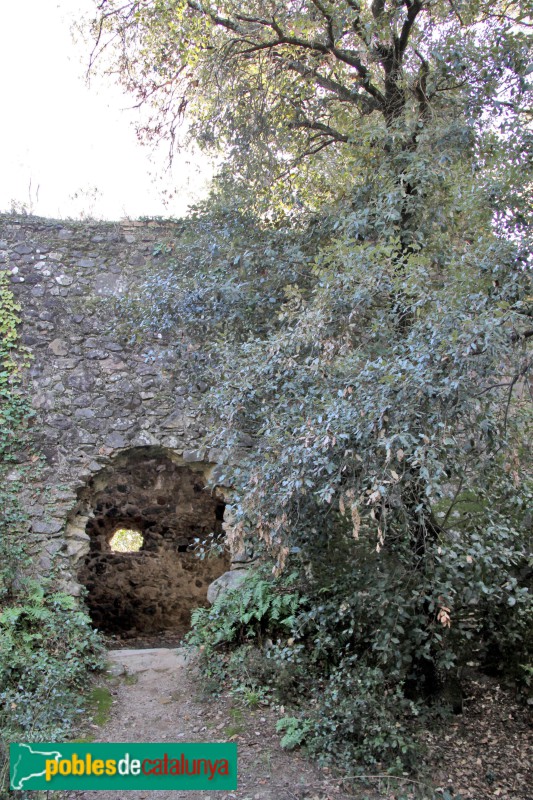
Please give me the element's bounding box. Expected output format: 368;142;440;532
0;212;234;634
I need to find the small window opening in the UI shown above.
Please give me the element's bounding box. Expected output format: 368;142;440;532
109;528;144;553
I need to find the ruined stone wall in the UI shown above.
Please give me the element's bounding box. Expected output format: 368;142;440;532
0;212;233;634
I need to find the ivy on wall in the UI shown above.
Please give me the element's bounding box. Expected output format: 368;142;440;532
0;268;32;600
0;270;29;466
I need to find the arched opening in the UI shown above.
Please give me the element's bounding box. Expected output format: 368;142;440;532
109;527;144;552
76;447;229;637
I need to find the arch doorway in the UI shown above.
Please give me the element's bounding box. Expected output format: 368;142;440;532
76;447;228;636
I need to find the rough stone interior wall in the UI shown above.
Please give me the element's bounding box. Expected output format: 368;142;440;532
0;213;242;628
83;550;225;634
77;449;228;633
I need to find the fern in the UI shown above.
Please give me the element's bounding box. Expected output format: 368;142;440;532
187;565;303;650
276;716;311;750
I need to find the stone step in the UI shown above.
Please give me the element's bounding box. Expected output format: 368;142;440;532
106;647;187;674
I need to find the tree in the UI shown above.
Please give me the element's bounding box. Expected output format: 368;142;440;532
91;0;532;770
90;1;532;209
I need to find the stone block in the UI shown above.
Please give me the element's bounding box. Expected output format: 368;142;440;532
105;432;127;449
207;570;248;604
182;449;205;462
48;338;69;356
66;539;89;558
32;519;63;535
55;274;74;286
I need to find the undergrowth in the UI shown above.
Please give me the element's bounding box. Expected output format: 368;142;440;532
187;523;532;784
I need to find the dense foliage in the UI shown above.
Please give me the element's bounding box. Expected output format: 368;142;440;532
92;0;532;774
0;270;104;793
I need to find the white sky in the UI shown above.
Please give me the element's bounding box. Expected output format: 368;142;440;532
0;0;212;220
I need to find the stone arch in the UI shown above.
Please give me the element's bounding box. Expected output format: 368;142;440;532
0;214;251;616
68;446;229;634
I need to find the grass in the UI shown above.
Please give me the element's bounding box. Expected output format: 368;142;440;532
230;707;244;722
224;723;245;738
224;708;245;737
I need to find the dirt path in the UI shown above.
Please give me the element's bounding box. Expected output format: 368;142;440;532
66;649;532;800
70;648;351;800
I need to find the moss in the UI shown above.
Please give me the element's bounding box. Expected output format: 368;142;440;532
69;735;95;744
87;687;113;727
224;723;244;738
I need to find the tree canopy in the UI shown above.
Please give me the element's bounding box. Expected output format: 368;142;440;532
91;1;532;210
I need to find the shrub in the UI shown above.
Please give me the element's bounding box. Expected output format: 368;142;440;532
0;584;104;742
188;566;304;652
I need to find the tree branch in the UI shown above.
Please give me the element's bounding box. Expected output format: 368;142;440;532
283;58;381;113
88;1;140;78
371;0;386;19
189;3;386;108
413;48;430;119
398;0;425;56
447;0;465;26
309;0;336;46
187;0;242;33
269;18;385;105
511;328;533;342
289;117;349;144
